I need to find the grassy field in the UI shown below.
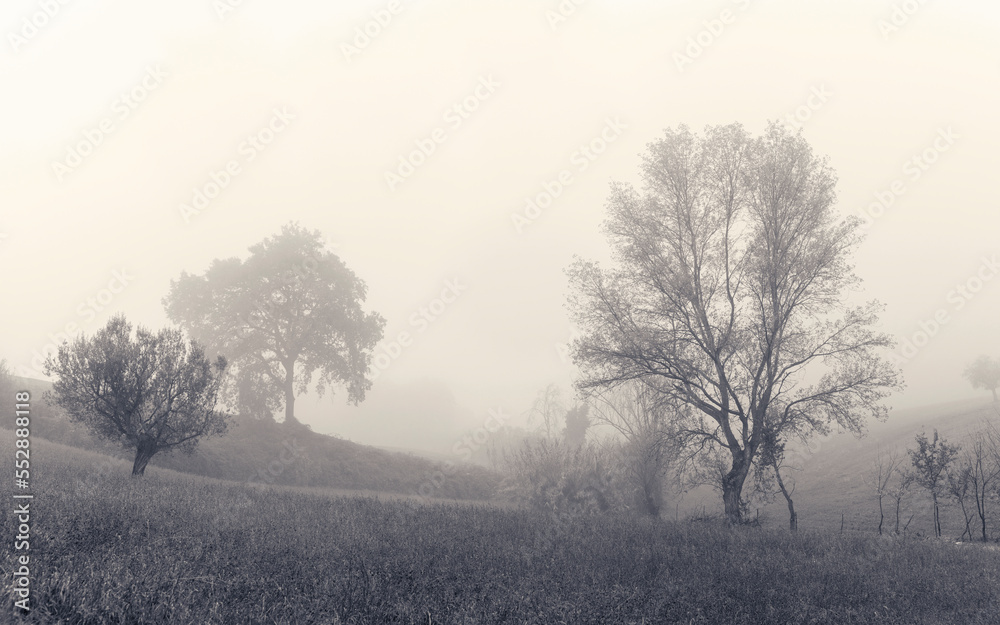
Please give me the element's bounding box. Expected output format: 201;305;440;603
4;430;1000;624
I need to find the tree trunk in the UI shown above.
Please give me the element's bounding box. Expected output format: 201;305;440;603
961;502;973;541
992;387;998;403
131;439;157;477
932;492;941;537
773;463;797;532
283;360;301;427
979;496;988;542
644;490;660;517
877;495;884;536
722;461;749;525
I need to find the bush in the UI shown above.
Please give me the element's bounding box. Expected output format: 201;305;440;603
498;438;628;514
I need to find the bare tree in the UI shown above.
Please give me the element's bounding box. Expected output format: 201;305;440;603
947;460;975;541
528;383;566;440
971;421;1000;541
44;315;229;476
568;122;901;524
886;465;915;535
588;380;674;516
868;448;902;536
963;355;1000;403
909;430;960;538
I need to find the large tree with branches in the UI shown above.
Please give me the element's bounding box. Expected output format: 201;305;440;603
164;223;385;426
568;122;902;524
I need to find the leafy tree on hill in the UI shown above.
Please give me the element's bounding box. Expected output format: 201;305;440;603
44;315;229;476
164;223;385;426
963;355;1000;403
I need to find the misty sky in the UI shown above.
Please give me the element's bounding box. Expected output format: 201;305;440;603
2;0;998;453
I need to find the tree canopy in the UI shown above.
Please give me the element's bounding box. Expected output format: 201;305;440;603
164;223;385;426
963;355;1000;403
44;315;228;476
568;122;902;523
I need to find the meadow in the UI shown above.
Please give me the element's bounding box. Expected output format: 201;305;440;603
4;429;1000;624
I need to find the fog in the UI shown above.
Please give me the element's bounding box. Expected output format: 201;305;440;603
2;0;998;453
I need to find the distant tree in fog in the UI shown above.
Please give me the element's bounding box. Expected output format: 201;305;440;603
528;383;565;440
163;223;385;427
908;430;959;538
868;448;903;536
589;380;674;517
963;355;1000;403
562;403;591;447
44;315;228;476
568;122;902;524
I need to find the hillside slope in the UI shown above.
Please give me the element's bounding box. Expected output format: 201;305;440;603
677;398;1000;535
6;376;498;501
780;398;1000;534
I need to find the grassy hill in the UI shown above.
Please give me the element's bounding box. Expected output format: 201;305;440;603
6;428;1000;624
678;398;1000;535
5;376;498;501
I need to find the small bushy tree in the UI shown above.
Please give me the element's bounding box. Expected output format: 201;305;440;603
45;315;229;476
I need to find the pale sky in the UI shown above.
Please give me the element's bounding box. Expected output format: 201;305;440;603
2;0;998;452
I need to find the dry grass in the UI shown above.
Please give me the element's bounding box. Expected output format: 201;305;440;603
4;430;1000;624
